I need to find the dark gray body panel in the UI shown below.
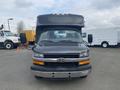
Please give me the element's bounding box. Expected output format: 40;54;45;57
33;44;88;54
37;14;84;27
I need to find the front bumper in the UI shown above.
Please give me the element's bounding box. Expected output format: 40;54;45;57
31;64;92;78
13;42;20;47
32;70;91;78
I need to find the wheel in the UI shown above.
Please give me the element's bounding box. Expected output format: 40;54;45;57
4;42;14;49
101;42;109;48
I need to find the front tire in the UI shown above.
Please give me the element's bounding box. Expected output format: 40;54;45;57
4;42;14;49
101;42;109;48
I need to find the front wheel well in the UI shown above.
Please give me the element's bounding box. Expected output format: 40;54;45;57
101;41;109;45
4;40;14;44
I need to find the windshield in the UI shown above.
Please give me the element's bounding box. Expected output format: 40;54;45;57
4;31;15;36
38;29;83;46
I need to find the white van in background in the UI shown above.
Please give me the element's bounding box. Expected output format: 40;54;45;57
82;28;120;48
0;30;20;49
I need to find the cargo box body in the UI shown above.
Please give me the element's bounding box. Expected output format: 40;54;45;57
82;27;120;47
23;30;35;44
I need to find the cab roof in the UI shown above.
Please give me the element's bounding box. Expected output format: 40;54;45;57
37;14;84;27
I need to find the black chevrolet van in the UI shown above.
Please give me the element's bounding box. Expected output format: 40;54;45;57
31;14;92;79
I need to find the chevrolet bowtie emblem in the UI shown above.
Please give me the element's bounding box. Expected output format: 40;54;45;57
57;58;65;63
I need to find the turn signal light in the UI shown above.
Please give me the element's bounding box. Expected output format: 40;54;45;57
79;60;90;65
33;60;45;65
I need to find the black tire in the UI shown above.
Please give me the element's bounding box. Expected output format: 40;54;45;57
101;42;109;48
4;42;14;49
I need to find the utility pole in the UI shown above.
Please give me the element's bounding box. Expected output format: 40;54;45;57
8;18;13;31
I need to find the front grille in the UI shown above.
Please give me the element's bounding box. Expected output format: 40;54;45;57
44;54;79;58
45;62;79;67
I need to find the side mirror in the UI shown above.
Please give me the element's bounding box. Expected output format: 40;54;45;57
88;34;93;44
0;33;4;37
32;46;35;51
32;43;37;51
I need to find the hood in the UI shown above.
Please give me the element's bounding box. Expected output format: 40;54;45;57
6;36;19;39
33;44;88;54
6;36;20;42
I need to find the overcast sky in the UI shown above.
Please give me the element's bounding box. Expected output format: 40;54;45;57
0;0;120;33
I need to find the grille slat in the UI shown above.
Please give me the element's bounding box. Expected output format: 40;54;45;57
44;54;79;67
45;62;78;67
44;54;79;58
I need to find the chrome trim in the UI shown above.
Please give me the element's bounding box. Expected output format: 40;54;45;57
32;69;91;78
32;56;90;62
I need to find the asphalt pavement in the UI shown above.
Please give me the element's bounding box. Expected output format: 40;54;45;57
0;48;120;90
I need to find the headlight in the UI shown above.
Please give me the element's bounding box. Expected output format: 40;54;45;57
79;50;89;58
34;53;44;58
